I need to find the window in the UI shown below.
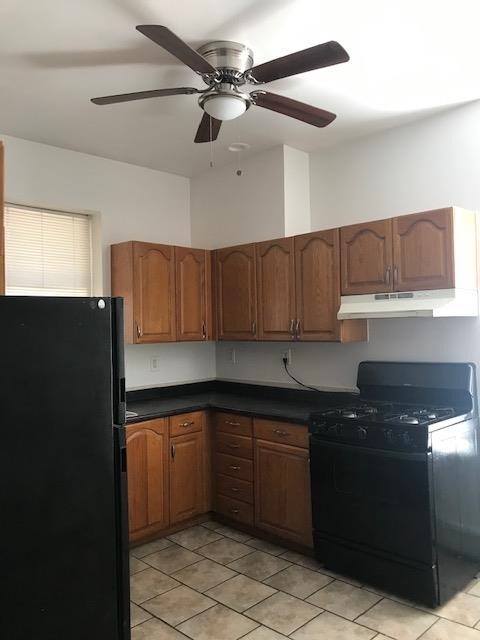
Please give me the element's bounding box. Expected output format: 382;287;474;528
4;204;93;296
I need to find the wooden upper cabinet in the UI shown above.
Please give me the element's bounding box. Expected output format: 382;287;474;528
134;242;176;342
216;244;257;340
111;241;176;343
0;142;4;295
175;247;208;341
341;219;393;295
295;229;341;341
392;208;455;291
256;237;296;340
126;419;169;542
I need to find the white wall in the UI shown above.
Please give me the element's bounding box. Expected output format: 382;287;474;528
283;146;311;237
216;101;480;390
1;133;216;389
190;145;286;248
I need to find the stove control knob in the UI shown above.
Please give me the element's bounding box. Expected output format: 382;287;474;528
357;426;368;440
383;428;394;443
328;424;341;436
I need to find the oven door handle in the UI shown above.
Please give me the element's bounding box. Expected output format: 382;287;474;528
310;437;429;462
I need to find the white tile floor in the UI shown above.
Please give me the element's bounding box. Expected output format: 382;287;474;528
129;521;480;640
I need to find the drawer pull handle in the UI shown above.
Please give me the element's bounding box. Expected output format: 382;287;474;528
229;465;240;470
273;429;289;436
231;509;239;514
229;444;240;449
180;420;194;428
231;487;239;492
226;420;241;426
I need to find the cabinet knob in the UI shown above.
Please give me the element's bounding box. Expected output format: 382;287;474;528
273;429;289;437
225;420;241;426
229;444;240;449
295;319;300;339
180;420;194;428
393;266;399;286
231;487;239;493
231;509;239;515
251;320;256;335
229;465;240;471
171;444;176;459
202;321;206;339
136;324;142;338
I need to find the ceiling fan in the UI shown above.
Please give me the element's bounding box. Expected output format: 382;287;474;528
91;25;349;143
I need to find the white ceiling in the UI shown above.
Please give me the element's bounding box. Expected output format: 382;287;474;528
1;0;480;177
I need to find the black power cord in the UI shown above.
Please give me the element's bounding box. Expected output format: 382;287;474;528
282;357;322;393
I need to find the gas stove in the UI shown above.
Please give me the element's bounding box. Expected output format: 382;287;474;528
321;402;457;425
309;361;480;608
310;401;464;451
310;362;474;452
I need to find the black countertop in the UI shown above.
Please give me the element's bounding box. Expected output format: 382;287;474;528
126;380;358;425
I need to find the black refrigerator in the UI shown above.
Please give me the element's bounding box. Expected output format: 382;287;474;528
0;297;130;640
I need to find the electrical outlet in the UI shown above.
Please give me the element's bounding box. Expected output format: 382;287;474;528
281;349;292;365
150;356;160;371
228;348;237;364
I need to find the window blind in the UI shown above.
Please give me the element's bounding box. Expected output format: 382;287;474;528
4;205;93;296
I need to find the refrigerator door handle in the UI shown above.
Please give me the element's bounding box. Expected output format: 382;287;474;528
112;298;126;426
113;424;130;637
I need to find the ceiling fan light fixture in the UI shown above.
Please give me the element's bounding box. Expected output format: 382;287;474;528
202;93;247;121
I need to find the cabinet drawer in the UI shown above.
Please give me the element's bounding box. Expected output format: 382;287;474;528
215;412;253;437
169;411;204;437
216;453;253;482
216;474;253;505
254;418;309;449
216;494;254;526
216;432;253;460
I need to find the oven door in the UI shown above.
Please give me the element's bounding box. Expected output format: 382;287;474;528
310;437;434;564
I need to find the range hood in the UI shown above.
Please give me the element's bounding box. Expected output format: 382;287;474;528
337;289;479;319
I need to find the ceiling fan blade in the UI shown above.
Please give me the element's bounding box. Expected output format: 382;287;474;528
91;87;201;105
136;25;216;74
194;113;222;143
247;41;349;83
252;91;336;128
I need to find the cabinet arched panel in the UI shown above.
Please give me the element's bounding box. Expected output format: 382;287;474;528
126;420;168;539
256;237;296;340
176;247;206;341
134;243;176;342
216;244;257;339
341;219;393;295
295;230;339;340
393;209;454;291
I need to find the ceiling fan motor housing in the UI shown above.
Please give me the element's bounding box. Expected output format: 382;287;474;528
197;41;254;81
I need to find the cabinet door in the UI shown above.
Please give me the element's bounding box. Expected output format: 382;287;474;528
392;208;454;291
216;244;257;340
340;219;393;295
175;247;207;341
126;420;168;541
170;431;204;524
256;237;296;340
254;439;313;546
133;242;176;343
295;229;341;341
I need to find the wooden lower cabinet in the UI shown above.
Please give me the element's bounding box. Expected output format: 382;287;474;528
254;436;313;547
170;430;205;525
127;411;208;543
126;419;169;543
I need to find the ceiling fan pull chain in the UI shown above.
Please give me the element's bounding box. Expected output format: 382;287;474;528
209;116;215;168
